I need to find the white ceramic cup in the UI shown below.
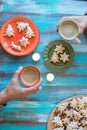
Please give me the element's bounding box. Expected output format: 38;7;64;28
58;20;81;44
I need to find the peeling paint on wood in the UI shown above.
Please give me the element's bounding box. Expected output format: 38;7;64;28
0;0;87;129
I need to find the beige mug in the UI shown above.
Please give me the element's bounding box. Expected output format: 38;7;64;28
58;20;81;44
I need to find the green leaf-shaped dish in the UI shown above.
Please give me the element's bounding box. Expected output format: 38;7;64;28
44;40;74;72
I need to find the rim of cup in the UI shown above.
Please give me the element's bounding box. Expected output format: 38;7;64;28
20;66;41;87
58;20;79;40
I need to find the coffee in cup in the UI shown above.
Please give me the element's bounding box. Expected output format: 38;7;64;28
58;20;81;44
20;66;41;87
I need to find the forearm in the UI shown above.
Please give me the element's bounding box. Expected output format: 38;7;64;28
0;89;10;105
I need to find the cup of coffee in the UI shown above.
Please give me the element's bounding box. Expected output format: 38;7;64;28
58;20;81;44
20;66;41;87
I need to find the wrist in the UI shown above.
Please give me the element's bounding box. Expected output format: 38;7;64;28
0;89;11;105
83;16;87;28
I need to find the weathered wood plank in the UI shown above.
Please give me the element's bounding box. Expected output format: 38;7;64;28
0;0;87;129
1;0;87;15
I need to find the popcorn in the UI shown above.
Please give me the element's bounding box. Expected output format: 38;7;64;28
82;96;87;107
70;98;77;108
64;109;73;117
78;126;84;130
66;121;78;130
51;96;87;130
52;116;63;127
56;102;68;113
77;98;85;109
72;110;82;120
62;117;70;125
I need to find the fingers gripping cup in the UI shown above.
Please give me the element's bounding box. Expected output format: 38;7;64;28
58;20;81;44
20;66;41;87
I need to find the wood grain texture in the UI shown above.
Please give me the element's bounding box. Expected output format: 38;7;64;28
0;0;87;130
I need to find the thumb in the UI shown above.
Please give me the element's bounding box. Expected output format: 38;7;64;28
12;66;23;82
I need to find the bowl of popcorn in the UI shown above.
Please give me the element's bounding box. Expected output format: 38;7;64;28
0;16;40;56
47;96;87;130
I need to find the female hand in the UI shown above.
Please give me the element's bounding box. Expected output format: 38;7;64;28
57;16;87;36
0;66;42;104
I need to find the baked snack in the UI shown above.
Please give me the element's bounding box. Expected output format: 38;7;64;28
25;26;35;38
4;24;14;37
50;45;70;64
60;52;70;63
19;36;29;47
4;21;35;51
10;42;21;51
50;52;60;63
54;44;65;54
17;22;29;32
47;96;87;130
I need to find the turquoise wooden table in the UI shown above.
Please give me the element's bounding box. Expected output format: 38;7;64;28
0;0;87;130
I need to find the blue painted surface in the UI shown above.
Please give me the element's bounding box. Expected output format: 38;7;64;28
0;0;87;129
0;124;46;130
